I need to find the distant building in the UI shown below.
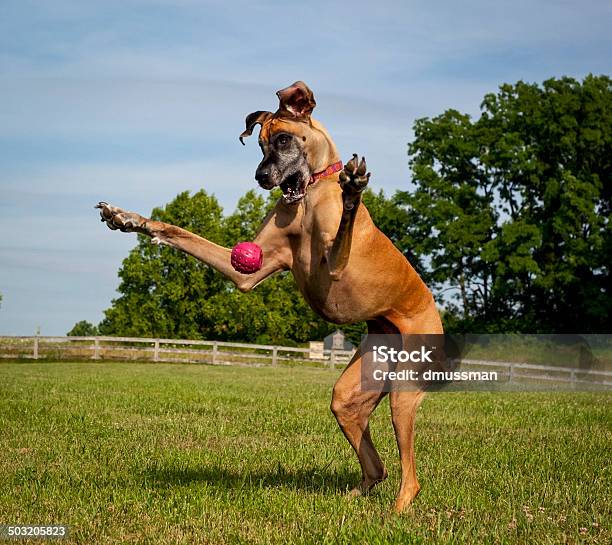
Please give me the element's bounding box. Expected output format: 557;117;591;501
324;330;355;352
309;330;355;359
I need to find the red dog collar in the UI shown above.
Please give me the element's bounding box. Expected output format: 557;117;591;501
311;161;343;184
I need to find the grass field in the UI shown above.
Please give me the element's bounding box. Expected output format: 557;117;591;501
0;361;610;544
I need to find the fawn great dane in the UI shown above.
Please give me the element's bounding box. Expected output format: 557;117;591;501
96;81;443;513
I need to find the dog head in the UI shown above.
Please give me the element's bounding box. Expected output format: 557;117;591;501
240;81;339;204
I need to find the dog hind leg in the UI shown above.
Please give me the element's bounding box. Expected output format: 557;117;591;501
331;355;388;495
330;319;391;495
384;305;442;513
389;390;425;512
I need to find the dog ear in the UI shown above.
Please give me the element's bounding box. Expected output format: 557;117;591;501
240;111;273;145
276;81;316;120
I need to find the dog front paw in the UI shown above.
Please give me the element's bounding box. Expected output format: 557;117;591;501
339;154;370;210
95;202;147;233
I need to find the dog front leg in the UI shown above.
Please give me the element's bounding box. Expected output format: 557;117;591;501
95;202;289;292
328;154;370;279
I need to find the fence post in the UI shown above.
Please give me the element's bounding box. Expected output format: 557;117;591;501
508;362;513;383
570;369;576;390
33;336;39;360
329;349;336;370
153;339;159;362
212;341;218;364
272;346;278;367
93;337;100;360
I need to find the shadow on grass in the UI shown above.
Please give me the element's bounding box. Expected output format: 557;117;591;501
143;463;361;495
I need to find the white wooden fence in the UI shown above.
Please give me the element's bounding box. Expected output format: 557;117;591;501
0;336;610;389
0;335;355;369
455;358;612;389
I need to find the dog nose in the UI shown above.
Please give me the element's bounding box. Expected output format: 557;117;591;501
255;169;269;185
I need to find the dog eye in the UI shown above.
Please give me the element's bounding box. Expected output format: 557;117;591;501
277;134;290;146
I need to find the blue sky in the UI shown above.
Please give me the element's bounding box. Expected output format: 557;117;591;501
1;0;610;335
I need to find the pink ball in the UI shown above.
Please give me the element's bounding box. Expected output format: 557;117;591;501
231;242;264;274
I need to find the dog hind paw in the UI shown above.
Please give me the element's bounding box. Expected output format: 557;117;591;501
339;154;370;209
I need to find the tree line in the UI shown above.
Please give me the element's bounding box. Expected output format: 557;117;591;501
69;75;611;342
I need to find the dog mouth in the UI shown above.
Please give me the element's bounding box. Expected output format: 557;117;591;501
279;172;308;204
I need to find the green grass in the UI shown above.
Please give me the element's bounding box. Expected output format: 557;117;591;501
0;362;610;544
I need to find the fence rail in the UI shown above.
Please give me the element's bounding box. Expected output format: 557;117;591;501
1;336;611;389
457;358;612;388
0;335;355;369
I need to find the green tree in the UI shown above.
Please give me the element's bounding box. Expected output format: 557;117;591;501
404;75;611;333
98;189;335;344
67;320;99;336
98;190;228;339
